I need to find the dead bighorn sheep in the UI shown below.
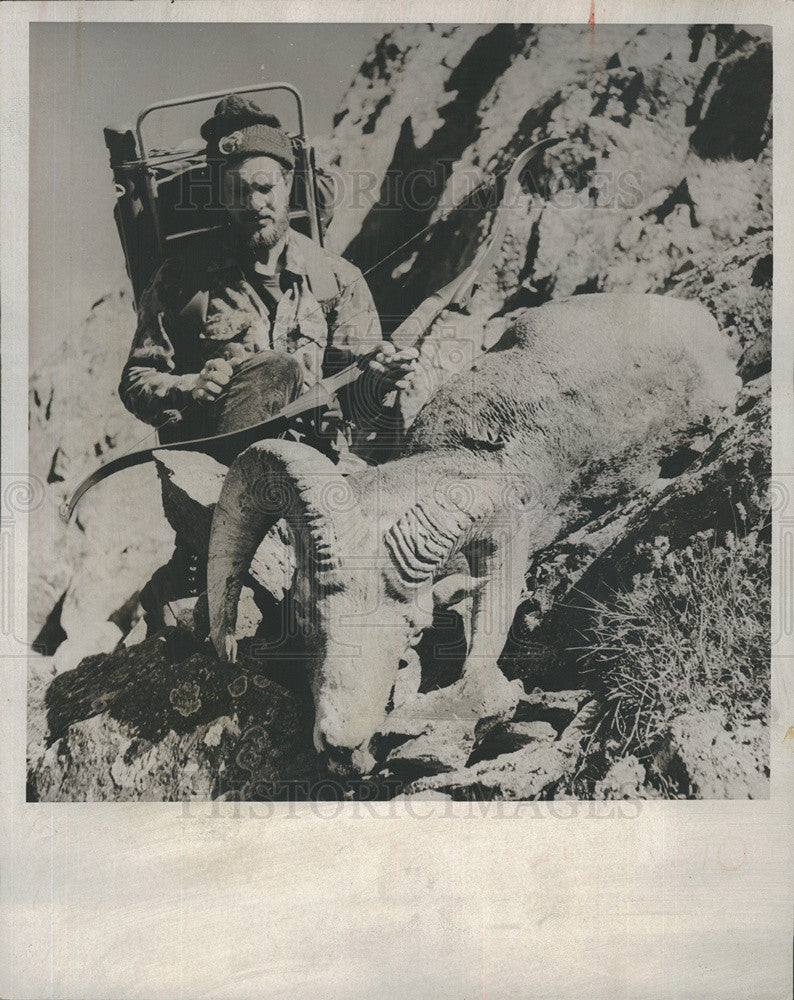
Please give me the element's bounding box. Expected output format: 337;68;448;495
207;293;738;775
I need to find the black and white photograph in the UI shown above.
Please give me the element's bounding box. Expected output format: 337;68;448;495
3;4;793;998
25;20;773;802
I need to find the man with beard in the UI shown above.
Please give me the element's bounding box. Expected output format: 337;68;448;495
119;94;417;630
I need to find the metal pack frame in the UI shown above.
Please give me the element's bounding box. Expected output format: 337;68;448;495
105;83;325;308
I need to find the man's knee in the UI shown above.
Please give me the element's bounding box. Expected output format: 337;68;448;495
213;350;303;440
261;351;303;393
236;349;301;379
230;350;303;401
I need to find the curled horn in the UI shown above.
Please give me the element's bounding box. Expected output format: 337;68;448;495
207;439;358;661
383;479;500;587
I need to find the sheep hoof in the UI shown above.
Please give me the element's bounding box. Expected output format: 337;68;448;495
215;632;237;663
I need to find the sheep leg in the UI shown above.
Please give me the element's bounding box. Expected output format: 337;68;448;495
457;514;529;711
393;514;529;725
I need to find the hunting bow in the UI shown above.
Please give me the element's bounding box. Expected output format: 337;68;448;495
63;137;561;522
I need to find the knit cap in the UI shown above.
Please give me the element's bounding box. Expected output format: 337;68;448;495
200;94;295;170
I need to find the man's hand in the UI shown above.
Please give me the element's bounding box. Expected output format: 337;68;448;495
367;341;419;391
191;358;236;403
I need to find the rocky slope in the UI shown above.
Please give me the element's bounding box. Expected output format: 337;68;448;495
29;290;173;650
28;23;771;800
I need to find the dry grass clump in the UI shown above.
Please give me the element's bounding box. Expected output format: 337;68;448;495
576;527;770;766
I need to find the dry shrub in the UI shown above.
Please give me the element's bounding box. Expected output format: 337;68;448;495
577;528;770;764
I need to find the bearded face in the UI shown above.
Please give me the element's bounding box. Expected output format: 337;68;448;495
221;155;292;256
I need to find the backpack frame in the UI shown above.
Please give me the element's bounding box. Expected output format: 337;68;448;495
104;83;329;310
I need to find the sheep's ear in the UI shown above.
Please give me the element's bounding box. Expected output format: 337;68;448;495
432;573;490;608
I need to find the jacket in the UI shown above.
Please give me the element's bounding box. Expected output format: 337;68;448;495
118;227;382;442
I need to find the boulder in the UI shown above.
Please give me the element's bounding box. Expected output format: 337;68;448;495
29;290;174;647
404;699;601;799
651;708;768;799
467;720;557;765
27;628;317;802
515;688;594;732
154;450;296;602
594;755;648;799
381;720;478;781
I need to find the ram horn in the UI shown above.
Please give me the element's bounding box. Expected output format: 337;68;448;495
383;479;500;588
207;438;359;662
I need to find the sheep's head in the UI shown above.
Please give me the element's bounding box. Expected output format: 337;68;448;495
207;440;482;777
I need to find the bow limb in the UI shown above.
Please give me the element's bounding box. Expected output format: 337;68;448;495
61;415;284;523
391;136;562;350
62;377;346;523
